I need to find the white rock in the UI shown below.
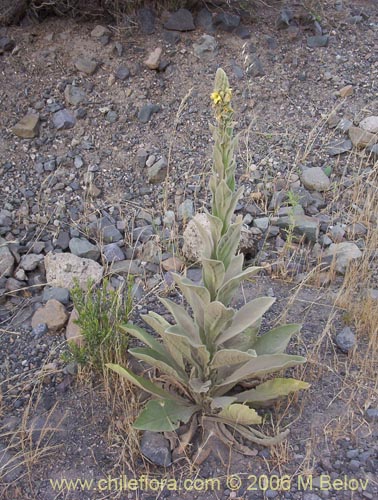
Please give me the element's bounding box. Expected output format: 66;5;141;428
323;242;362;274
301;167;330;192
0;238;15;277
359;116;378;134
182;213;210;262
44;252;103;290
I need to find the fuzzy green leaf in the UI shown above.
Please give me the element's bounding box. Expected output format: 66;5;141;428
236;378;310;404
219;404;262;425
217;297;275;345
217;266;261;306
210;348;257;369
160;297;201;344
133;399;199;432
106;363;180;400
217;220;242;269
253;324;301;355
202;259;225;300
129;347;187;382
223;323;260;351
223;253;244;282
214;354;307;391
119;323;167;357
203;301;235;345
142;312;185;370
171;274;210;331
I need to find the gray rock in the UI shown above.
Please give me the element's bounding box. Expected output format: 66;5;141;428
307;35;329;48
55;231;70;250
110;259;143;276
178;199;194;220
32;322;48;336
336;118;353;132
366;144;378;158
136;148;149;167
301;167;330;192
275;215;320;242
102;243;125;263
12;113;39;138
91;25;110;38
323;242;362;274
133;225;154;243
359;116;378;134
276;7;293;29
115;65;130;80
349;126;378;148
329;224;345;243
214;12;240;32
74;57;98;75
19;253;44;271
105;110;118;123
5;277;25;291
253;217;270;231
0;443;24;483
140;431;172;466
234;26;251;39
138;104;161;124
74;155;84;168
90;217;123;243
44;158;56;171
69;237;100;260
195;8;214;33
0;36;15;52
327;139;352;156
193;35;217;59
148;157;167;183
64;85;86;106
164;8;195;31
42;287;70;305
366;408;378;421
246;55;265;77
335;326;356;353
44;252;103;290
163;30;181;45
137;7;156;34
53;109;76;130
0;238;15;277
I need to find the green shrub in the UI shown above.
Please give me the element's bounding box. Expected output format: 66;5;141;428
67;277;133;369
107;69;308;454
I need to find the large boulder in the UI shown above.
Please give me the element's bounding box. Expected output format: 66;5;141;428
44;252;103;290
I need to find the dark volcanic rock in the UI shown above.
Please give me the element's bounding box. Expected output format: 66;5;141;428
164;9;195;32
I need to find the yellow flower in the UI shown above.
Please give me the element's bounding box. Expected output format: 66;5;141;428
210;91;222;104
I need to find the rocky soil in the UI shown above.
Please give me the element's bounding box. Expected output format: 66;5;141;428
1;1;378;499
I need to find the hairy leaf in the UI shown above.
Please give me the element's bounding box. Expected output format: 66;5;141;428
219;404;262;425
119;323;167;357
106;363;181;400
214;354;306;391
202;259;225;300
236;378;310;404
217;297;275;345
129;347;187;382
217;221;242;269
217;266;261;306
223;323;260;351
160;297;201;344
133;399;199;432
253;324;301;355
210;348;257;369
210;396;237;410
203;301;234;345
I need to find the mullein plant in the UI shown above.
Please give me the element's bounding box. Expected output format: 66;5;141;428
107;69;309;459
